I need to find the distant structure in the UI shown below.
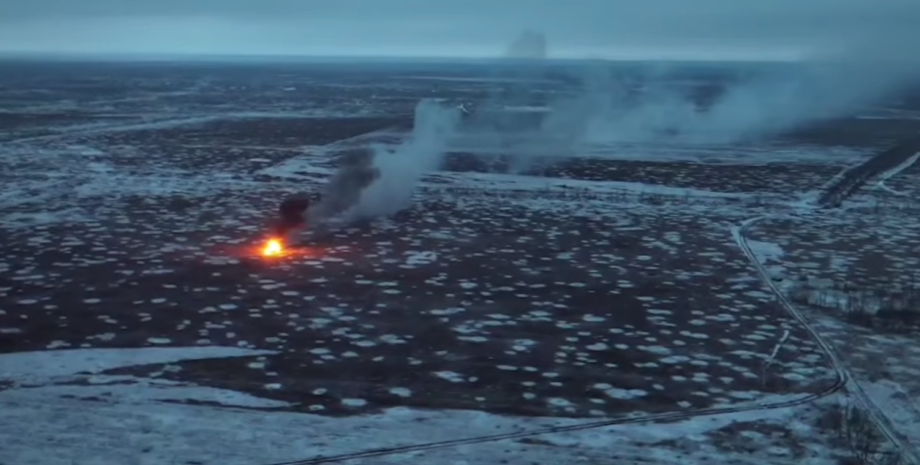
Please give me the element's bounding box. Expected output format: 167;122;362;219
504;30;548;60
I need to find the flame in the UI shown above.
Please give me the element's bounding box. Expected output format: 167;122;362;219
262;238;283;257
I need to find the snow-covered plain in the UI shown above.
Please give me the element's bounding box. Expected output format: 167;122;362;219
0;348;854;465
2;63;920;465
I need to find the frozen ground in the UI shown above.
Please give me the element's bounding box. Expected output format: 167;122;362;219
2;60;920;464
739;148;920;462
0;348;874;465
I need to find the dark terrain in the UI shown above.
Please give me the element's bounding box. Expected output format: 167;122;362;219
2;59;920;419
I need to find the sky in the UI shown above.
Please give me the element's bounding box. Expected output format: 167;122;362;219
0;0;918;61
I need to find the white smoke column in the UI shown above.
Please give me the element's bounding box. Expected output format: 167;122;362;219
455;29;553;173
575;33;920;146
504;30;548;60
350;99;461;220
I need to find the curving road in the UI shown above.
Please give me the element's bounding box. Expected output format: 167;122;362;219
737;148;920;464
735;216;918;465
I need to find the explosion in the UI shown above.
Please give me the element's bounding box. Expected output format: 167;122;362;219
262;238;283;257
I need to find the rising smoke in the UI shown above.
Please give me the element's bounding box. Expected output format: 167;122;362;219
308;99;461;228
464;27;920;169
351;99;461;219
504;30;548;60
579;56;920;145
309;24;920;226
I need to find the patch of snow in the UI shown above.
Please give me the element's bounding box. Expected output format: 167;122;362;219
861;379;920;447
745;239;785;262
18;381;292;409
405;251;437;266
0;347;277;385
0;388;846;465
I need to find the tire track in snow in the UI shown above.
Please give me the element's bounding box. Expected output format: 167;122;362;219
873;151;920;197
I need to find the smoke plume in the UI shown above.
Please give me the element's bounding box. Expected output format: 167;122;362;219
579;52;920;146
308;99;461;228
504;30;548;60
351;99;461;219
458;26;920;172
309;22;920;229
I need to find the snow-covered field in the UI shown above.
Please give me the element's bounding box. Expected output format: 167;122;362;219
2;61;920;465
0;347;866;465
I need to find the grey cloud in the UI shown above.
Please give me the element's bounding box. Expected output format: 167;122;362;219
0;0;917;58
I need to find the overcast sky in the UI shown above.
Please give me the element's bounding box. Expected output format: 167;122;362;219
0;0;918;60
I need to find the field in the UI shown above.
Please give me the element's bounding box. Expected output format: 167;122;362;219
1;59;920;465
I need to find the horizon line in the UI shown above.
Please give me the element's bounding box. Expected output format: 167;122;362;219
0;50;803;66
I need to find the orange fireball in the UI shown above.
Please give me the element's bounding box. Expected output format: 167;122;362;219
262;238;283;257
